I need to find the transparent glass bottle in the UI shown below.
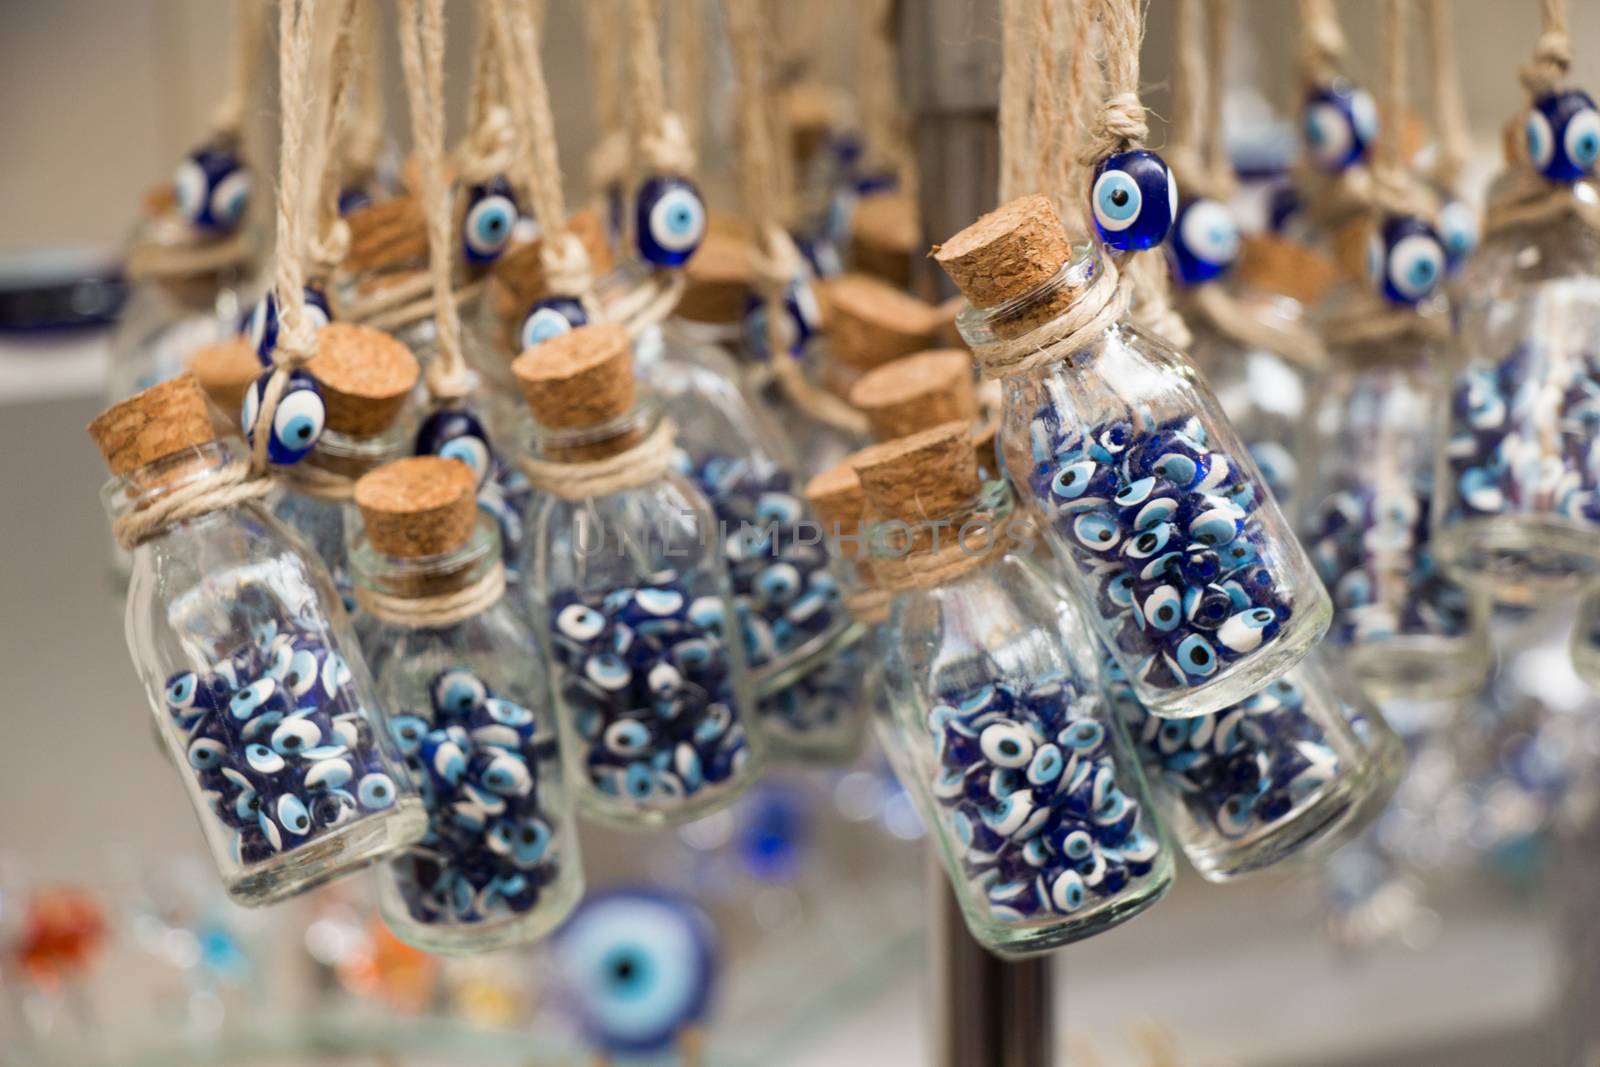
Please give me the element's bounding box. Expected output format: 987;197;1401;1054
1103;646;1396;881
874;494;1173;956
522;399;764;827
353;515;583;954
1435;210;1600;593
104;439;426;906
1302;326;1489;699
957;248;1331;718
108;271;252;404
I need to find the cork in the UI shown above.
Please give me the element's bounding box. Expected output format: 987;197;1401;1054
305;323;422;436
511;323;635;430
1236;235;1337;306
489;209;613;334
676;231;754;324
355;456;479;559
933;195;1076;338
88;372;217;476
850;421;981;525
849;350;979;441
852;193;918;288
343;195;430;274
781;82;848;165
805;459;869;559
824;273;943;371
189;336;262;423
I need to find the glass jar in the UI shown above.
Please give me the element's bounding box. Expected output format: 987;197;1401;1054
1103;646;1394;881
352;515;583;954
521;399;764;827
873;497;1173;956
1435;209;1600;593
959;248;1331;718
1301;328;1490;699
108;270;252;404
104;439;426;906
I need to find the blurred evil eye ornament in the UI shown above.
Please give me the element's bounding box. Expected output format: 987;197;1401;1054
1302;81;1379;173
1168;197;1241;286
244;287;333;364
634;175;707;268
173;142;251;234
1366;215;1446;308
519;295;589;352
415;407;495;489
1525;89;1600;183
461;177;521;264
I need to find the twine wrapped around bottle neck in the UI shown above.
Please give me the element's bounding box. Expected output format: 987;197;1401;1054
111;458;272;550
517;416;679;500
355;561;508;628
873;531;1012;593
969;250;1128;381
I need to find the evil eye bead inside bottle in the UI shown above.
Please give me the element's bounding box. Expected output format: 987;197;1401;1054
634;175;708;268
1302;80;1378;173
936;194;1331;718
1091;149;1177;252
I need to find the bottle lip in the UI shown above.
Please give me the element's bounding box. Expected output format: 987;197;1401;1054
350;511;503;593
100;436;240;519
953;242;1104;353
522;392;665;457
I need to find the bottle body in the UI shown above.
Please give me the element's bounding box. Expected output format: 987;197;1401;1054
876;551;1172;956
1435;216;1600;594
354;520;582;954
110;441;426;905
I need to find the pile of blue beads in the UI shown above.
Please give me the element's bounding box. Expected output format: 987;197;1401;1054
387;669;562;925
1103;657;1341;843
1306;485;1474;645
549;574;751;808
928;674;1162;924
1025;410;1295;693
164;616;400;866
1443;350;1600;530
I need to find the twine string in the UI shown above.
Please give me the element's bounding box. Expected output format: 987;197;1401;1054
667;0;705;161
307;0;361;279
1423;0;1470;194
585;0;630;195
627;0;696;177
112;460;272;550
212;0;267;137
456;0;520;186
355;563;508;628
997;0;1034;205
1521;0;1571;99
344;0;386;178
971;253;1130;380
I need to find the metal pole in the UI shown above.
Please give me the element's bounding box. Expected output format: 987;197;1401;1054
899;3;1055;1061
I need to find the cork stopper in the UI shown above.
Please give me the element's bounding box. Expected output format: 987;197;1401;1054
850;421;981;525
511;323;635;430
805;459;869;559
88;372;217;477
824;274;943;371
852;193;918;288
343;195;430;275
189;336;262;423
933;194;1074;310
849;349;979;441
304;323;422;436
355;456;479;559
489;209;613;333
1236;235;1337;305
676;231;754;324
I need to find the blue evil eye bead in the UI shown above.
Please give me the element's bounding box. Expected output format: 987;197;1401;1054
1173;633;1219;678
358;772;398;810
1091;149;1177;251
1366;215;1445;307
634;174;707;267
554;889;717;1055
1168;197;1240;286
338;185;373;215
245;287;333;363
1302;81;1378;173
519;295;589;351
432;668;489;717
415;407;494;489
1526;89;1600;182
461;177;520;263
173;143;250;232
241;369;326;465
1437;200;1478;271
741;280;823;360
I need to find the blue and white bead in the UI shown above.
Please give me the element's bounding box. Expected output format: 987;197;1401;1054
519;295;588;352
241;369;326;466
244;287;333;364
1437;200;1479;271
1366;215;1445;307
741;279;823;360
1526;89;1600;183
1302;81;1378;173
173;143;251;233
634;175;707;268
1090;149;1177;252
1168;197;1240;286
461;177;521;264
416;407;494;489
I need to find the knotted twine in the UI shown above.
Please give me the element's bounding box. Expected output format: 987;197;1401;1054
724;0;869;436
584;0;630;204
454;0;520;189
306;0;362;280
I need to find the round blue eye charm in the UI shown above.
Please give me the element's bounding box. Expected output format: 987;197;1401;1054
462;177;520;263
1091;149;1177;251
1168;197;1240;285
415;406;494;488
244;287;333;364
1526;89;1600;183
554;888;717;1055
1367;214;1446;306
1302;81;1378;173
741;279;823;360
173;143;250;233
634;174;707;267
242;370;326;465
519;295;589;352
1436;200;1478;271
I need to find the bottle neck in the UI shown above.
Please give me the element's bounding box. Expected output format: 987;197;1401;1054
351;514;503;604
866;482;1022;591
523;395;666;465
953;244;1117;376
101;437;241;525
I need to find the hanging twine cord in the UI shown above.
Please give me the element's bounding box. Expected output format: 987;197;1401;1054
397;0;473;402
997;0;1034;205
1297;0;1347;91
343;0;386;178
307;0;361;279
1422;0;1470;194
585;0;630;195
518;417;679;499
355;563;508;628
667;0;706;161
455;0;519;186
627;0;696;177
1521;0;1571;99
724;0;868;435
1294;0;1374;224
212;0;267;137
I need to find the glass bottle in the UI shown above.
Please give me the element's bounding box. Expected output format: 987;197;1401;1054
1302;320;1489;699
873;491;1173;956
100;432;426;906
108;270;252;404
956;247;1331;718
353;510;582;954
1435;209;1600;593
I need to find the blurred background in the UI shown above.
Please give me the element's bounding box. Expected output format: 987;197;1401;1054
6;2;1600;1066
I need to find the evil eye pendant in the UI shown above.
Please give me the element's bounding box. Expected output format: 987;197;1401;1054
634;174;707;267
1366;215;1445;307
741;280;823;360
1090;149;1177;252
245;287;333;364
519;295;589;352
1168;197;1240;285
242;370;326;465
1437;200;1478;271
173;143;250;233
1526;89;1600;183
1302;81;1378;173
415;407;494;488
462;177;520;263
